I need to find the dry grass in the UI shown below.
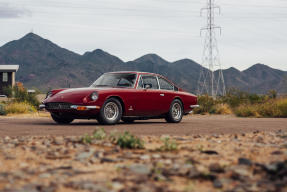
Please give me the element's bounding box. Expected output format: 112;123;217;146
234;98;287;118
4;102;37;114
212;103;232;115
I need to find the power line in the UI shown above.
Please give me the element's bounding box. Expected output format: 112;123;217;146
198;0;226;97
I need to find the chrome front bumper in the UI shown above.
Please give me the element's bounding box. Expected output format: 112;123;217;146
39;104;100;110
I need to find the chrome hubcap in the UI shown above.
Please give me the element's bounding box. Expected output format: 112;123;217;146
104;102;119;121
172;103;182;120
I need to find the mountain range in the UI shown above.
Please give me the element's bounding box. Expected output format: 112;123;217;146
0;33;286;94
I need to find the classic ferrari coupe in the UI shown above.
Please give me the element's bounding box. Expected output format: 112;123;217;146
40;72;198;125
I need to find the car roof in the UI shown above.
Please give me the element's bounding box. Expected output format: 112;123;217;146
106;71;159;76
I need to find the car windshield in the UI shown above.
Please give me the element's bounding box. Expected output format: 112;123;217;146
90;73;137;88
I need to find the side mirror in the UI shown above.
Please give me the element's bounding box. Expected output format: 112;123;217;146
144;84;152;89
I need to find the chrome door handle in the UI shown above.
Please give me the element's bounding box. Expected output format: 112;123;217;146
160;94;165;96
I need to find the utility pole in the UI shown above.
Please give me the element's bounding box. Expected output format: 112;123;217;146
198;0;226;97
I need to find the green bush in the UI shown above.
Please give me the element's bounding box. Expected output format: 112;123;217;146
0;104;6;115
81;128;107;144
234;105;258;117
158;137;178;151
3;86;40;108
193;95;216;114
116;131;144;149
234;98;287;118
277;99;287;117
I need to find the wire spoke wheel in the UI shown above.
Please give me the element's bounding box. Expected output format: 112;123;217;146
172;103;182;121
104;102;119;121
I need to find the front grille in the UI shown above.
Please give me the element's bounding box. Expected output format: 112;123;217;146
45;102;72;110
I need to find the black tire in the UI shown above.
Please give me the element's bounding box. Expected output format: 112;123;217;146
51;113;74;124
122;117;135;124
165;99;183;123
97;98;122;125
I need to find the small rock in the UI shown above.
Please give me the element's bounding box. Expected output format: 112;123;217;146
140;155;151;161
209;163;225;173
129;164;151;175
100;157;118;163
54;137;64;145
201;150;218;155
271;151;283;155
75;149;94;161
39;173;52;178
213;179;223;188
238;158;253;166
151;154;161;159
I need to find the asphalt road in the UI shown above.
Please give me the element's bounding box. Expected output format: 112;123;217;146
0;115;287;137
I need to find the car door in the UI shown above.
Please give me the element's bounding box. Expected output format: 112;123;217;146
132;75;163;116
157;76;176;113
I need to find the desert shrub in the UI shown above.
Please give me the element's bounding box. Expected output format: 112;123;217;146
268;90;277;99
212;103;232;115
193;95;216;114
234;98;287;118
3;85;40;108
116;131;144;149
234;104;259;117
0;104;6;115
220;89;268;108
81;134;93;144
4;102;36;114
256;101;281;117
277;98;287;117
158;137;178;151
81;128;107;144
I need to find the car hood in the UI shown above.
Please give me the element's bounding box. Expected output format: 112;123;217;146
44;87;132;104
44;88;97;104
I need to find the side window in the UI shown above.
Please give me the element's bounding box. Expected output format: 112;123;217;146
158;77;174;90
142;76;159;89
2;73;8;82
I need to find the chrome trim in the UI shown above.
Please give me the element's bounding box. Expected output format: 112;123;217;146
136;75;144;89
190;105;200;108
71;105;100;110
156;76;161;90
39;104;45;109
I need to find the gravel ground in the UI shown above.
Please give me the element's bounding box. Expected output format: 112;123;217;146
0;130;287;192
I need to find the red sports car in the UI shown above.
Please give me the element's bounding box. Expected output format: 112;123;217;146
40;72;198;125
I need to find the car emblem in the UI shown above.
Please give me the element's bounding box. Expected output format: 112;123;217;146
128;106;134;111
61;96;64;99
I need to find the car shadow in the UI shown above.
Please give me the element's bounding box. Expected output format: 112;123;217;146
29;120;167;126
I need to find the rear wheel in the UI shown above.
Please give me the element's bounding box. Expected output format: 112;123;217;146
165;99;183;123
51;113;74;124
98;98;122;125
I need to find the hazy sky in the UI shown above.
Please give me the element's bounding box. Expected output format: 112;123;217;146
0;0;286;71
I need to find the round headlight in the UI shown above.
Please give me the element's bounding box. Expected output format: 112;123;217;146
91;92;98;101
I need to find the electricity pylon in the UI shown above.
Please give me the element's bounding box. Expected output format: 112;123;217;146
198;0;226;97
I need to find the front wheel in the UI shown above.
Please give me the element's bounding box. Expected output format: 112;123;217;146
97;98;122;125
165;99;183;123
51;113;74;124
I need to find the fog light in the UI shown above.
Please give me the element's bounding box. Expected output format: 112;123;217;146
77;106;87;111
